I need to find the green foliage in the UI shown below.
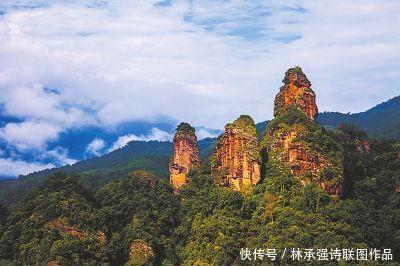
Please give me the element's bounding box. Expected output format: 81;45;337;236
175;165;246;265
224;115;258;138
0;170;181;265
318;96;400;139
262;107;344;190
96;170;180;264
0;172;105;264
0;204;8;226
176;122;196;134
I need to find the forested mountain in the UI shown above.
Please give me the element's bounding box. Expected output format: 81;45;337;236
318;96;400;139
0;171;180;265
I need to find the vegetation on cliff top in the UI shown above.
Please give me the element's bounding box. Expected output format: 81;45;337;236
225;115;258;136
263;107;344;185
174;122;197;140
176;122;195;133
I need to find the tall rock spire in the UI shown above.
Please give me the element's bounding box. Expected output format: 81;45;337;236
263;67;343;198
274;66;318;120
211;115;261;191
169;123;200;193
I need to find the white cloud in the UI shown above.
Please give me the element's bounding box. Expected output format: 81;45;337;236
108;127;172;152
86;138;105;156
196;128;221;140
46;147;77;165
1;85;93;127
0;157;54;177
0;121;61;151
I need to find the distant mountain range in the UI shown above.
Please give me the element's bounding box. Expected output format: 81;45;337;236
256;95;400;139
318;95;400;139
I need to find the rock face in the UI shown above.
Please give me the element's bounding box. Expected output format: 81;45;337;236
264;68;343;198
274;66;318;120
169;123;200;192
211;115;261;191
396;178;400;193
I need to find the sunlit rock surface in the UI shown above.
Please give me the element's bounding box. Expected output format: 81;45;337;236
211;115;261;191
169;123;200;192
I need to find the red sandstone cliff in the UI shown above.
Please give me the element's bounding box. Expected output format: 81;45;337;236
211;115;261;191
264;67;343;197
267;127;342;196
274;67;318;120
169;123;200;192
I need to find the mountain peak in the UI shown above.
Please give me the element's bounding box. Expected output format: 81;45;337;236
274;67;318;120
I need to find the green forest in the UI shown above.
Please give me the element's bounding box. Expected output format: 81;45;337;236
0;119;399;265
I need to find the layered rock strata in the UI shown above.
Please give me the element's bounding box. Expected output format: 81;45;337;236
211;115;261;191
274;66;318;120
169;123;200;192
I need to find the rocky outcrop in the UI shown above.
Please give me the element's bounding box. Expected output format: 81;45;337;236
211;115;261;191
396;177;400;193
169;123;200;192
49;218;105;242
264;68;343;198
50;219;87;238
128;240;155;265
274;66;318;120
264;120;343;197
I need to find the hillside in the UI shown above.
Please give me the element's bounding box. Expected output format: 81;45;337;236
0;171;180;265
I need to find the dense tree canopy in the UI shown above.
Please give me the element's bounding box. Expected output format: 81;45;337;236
0;125;399;264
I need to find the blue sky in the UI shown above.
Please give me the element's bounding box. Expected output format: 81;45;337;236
0;0;399;176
